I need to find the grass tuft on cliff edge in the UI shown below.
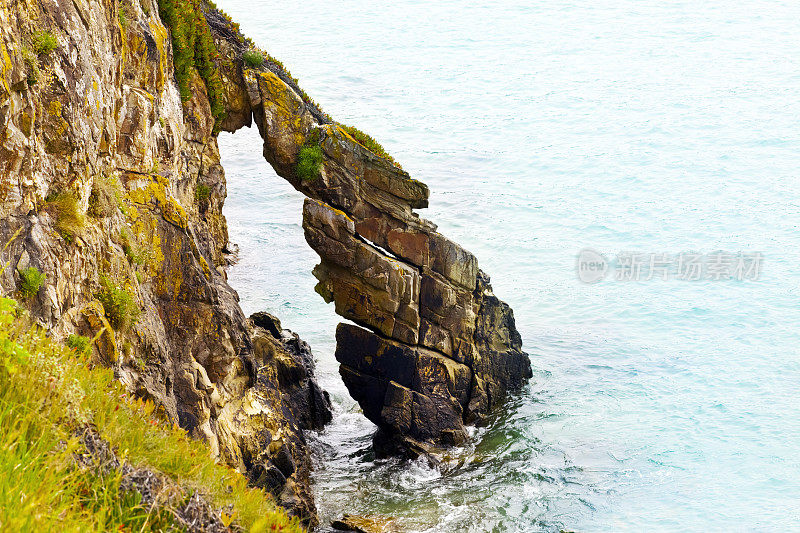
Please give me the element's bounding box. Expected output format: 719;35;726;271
0;297;302;532
157;0;226;128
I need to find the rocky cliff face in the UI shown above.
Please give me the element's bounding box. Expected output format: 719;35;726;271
0;0;329;525
0;0;531;526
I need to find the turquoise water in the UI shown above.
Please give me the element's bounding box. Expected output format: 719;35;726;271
217;1;800;530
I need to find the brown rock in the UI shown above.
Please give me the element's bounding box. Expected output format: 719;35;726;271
332;513;398;533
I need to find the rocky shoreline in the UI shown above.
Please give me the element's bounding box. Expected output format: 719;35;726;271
0;0;531;527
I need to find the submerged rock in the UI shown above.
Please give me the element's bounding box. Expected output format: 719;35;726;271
331;514;398;533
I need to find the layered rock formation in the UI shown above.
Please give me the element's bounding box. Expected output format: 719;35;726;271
207;17;534;455
0;0;329;525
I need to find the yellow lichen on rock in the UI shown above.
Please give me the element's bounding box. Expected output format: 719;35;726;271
148;19;170;92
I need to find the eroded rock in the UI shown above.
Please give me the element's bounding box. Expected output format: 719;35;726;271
209;13;534;456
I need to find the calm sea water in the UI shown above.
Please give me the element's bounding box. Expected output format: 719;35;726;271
216;1;800;530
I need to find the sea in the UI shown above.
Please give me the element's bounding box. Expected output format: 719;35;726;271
216;1;800;530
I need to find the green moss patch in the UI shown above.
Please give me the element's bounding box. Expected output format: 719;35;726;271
340;124;402;169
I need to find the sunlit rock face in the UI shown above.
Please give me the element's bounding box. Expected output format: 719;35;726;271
0;1;331;525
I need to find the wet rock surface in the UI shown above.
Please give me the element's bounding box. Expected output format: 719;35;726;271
330;514;398;532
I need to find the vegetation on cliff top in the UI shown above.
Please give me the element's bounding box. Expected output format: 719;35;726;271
242;49;264;68
0;297;302;532
339;124;402;169
157;0;226;128
161;0;404;170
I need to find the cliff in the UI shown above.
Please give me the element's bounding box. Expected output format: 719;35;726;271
0;0;329;525
0;297;303;531
0;0;531;528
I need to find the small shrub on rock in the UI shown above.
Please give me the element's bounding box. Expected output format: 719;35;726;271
97;275;139;332
340;124;402;169
21;46;39;86
66;334;91;356
18;267;45;300
46;191;86;243
242;50;264;68
119;228;153;267
296;144;323;182
32;31;57;55
88;175;121;218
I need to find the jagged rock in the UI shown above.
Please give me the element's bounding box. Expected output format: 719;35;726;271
216;315;332;524
335;322;470;454
303;199;420;344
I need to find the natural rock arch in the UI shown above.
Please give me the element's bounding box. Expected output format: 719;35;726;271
210;15;533;456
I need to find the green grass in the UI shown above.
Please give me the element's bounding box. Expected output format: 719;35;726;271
118;0;132;28
97;275;139;332
18;267;45;300
296;144;323;182
66;334;91;356
242;50;264;68
339;124;401;169
119;228;153;268
0;297;303;532
157;0;226;128
195;183;212;203
32;31;57;55
46;191;86;243
120;229;137;263
21;46;39;86
88;175;121;219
